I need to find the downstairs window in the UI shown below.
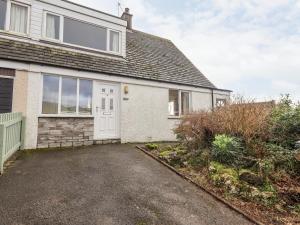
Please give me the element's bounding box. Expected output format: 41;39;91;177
168;89;190;116
42;75;93;115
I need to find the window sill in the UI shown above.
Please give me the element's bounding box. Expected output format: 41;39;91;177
39;114;94;118
0;30;31;40
168;116;182;120
40;38;124;58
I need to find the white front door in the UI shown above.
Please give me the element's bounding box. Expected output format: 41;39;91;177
94;83;120;139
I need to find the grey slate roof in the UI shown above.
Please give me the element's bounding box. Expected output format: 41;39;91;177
0;30;218;89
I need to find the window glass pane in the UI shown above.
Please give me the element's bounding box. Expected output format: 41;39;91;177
61;77;77;113
110;31;119;52
0;78;13;113
46;13;60;40
216;99;226;107
42;75;59;114
168;90;179;116
10;3;28;34
181;92;190;115
0;0;7;30
110;98;114;110
79;80;92;114
64;17;107;50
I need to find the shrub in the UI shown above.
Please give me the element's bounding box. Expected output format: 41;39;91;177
212;134;243;166
269;95;300;149
145;143;159;150
187;149;211;169
265;143;300;177
175;96;273;155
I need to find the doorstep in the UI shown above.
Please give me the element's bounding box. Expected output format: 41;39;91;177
94;139;121;145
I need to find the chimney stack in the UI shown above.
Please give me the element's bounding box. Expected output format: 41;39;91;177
121;8;133;30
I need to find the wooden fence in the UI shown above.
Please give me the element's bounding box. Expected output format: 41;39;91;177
0;113;24;174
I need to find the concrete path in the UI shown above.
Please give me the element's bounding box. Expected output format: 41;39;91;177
0;144;253;225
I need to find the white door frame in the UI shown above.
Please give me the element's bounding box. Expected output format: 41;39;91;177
93;81;121;140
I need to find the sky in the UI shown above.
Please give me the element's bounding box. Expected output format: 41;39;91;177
70;0;300;101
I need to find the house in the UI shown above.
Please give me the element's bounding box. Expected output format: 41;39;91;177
0;0;231;149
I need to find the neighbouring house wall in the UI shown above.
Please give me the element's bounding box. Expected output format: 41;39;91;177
37;118;94;148
12;70;28;114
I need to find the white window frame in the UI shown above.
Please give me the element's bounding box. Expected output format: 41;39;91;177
216;98;226;107
107;29;121;54
42;11;64;42
40;74;93;117
5;0;31;36
42;13;122;55
168;89;191;118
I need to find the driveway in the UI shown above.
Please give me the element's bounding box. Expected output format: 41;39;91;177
0;144;253;225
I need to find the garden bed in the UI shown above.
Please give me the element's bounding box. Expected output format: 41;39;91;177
140;143;299;225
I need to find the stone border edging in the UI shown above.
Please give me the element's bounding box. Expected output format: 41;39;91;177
136;145;264;225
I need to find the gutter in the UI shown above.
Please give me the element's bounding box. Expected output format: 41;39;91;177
211;89;215;110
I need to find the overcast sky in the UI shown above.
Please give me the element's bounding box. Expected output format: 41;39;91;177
70;0;300;101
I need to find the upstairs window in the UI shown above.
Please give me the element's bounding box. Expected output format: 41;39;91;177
45;13;60;40
63;17;107;51
42;13;121;54
0;0;7;30
168;89;190;117
9;2;29;34
109;30;120;53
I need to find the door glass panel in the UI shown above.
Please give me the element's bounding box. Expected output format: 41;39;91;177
110;98;114;110
102;88;105;93
110;89;114;94
101;98;105;110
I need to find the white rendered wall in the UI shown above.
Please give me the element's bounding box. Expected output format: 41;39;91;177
120;83;178;143
3;61;230;148
24;71;42;149
120;83;221;143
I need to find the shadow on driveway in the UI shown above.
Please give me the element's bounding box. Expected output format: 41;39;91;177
0;144;254;225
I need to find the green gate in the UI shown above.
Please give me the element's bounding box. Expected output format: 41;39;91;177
0;113;25;174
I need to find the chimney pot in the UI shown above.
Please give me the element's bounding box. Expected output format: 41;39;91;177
121;8;133;30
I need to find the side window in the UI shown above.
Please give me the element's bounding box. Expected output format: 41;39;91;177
216;99;226;107
168;90;179;116
0;78;14;113
79;80;92;114
181;92;190;115
42;75;60;114
0;0;7;30
10;2;29;34
109;30;120;53
45;13;60;40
